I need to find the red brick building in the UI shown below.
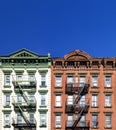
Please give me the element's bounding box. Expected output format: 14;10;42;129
51;50;116;130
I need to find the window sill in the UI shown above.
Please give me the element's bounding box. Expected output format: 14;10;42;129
4;85;11;88
39;105;47;108
40;125;47;128
40;85;47;88
91;127;99;129
104;87;112;89
4;125;11;128
55;86;62;89
55;126;62;129
4;105;11;108
104;127;112;129
55;106;62;108
91;86;99;88
104;106;112;108
91;106;99;108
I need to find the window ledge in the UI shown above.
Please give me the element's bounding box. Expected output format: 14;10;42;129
91;106;99;108
40;85;47;88
54;106;62;108
39;105;47;108
4;85;11;88
55;87;62;88
91;127;99;129
104;127;112;129
104;106;112;108
40;125;47;128
4;125;11;128
4;105;11;108
55;126;62;129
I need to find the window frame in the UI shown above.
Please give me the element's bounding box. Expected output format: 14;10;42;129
4;114;10;126
105;76;111;87
55;75;62;87
40;113;47;126
55;114;61;128
4;75;10;86
92;94;98;107
92;114;98;128
55;94;62;107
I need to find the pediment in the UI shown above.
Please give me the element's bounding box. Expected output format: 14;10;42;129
9;49;39;58
64;50;91;61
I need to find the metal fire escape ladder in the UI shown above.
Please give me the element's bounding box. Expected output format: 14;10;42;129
72;104;90;128
17;83;30;106
17;104;31;126
73;84;86;108
72;83;90;128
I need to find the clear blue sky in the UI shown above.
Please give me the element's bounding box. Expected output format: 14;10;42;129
0;0;116;58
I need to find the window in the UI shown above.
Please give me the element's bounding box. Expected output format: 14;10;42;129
80;115;86;127
4;75;10;86
55;114;61;128
4;114;10;126
92;76;98;87
29;75;35;81
80;96;85;106
17;75;22;81
17;114;22;123
105;95;111;107
105;114;111;128
55;75;62;87
17;95;22;103
29;95;35;103
40;94;46;106
105;76;111;87
41;74;46;86
67;95;73;105
17;75;23;85
80;76;85;87
40;113;46;126
5;94;10;106
67;76;73;84
92;94;98;107
29;113;34;123
67;115;73;127
92;114;98;128
55;94;61;107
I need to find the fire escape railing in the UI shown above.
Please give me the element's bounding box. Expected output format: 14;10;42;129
65;81;90;130
12;75;36;129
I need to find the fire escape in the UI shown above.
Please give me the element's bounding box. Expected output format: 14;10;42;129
12;75;36;130
65;81;90;130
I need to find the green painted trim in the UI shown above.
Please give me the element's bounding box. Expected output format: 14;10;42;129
39;106;47;108
27;70;36;74
39;85;47;88
40;125;47;128
4;105;11;108
38;109;48;113
38;90;48;93
38;70;48;73
2;90;12;93
4;125;11;128
2;70;12;74
2;110;12;113
14;70;24;74
4;85;11;88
